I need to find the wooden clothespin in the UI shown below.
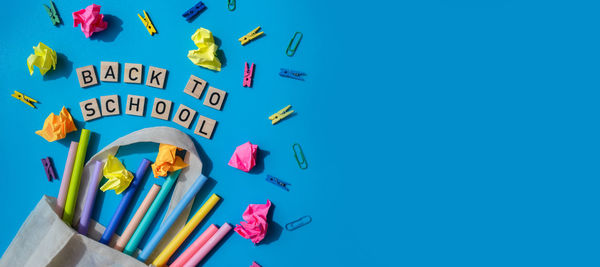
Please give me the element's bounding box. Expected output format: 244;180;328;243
269;105;294;125
243;62;255;87
279;68;306;81
138;10;157;35
43;0;61;25
41;157;57;182
11;90;38;108
266;175;291;191
239;26;264;45
182;1;206;21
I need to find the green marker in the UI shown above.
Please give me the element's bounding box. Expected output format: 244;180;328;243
123;170;181;255
62;129;91;226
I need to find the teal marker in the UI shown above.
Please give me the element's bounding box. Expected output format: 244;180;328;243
123;170;181;255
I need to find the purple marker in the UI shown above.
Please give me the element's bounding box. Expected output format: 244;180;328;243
77;160;104;235
99;158;151;244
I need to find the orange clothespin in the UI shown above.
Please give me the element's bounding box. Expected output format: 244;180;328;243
239;26;263;45
11;90;38;108
138;10;156;35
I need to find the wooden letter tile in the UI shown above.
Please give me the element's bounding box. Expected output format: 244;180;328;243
172;104;197;129
76;65;99;88
146;66;168;89
125;95;146;116
100;95;120;116
151;97;172;120
183;75;207;99
100;61;119;82
194;115;217;139
79;98;101;121
124;63;143;84
202;87;227;110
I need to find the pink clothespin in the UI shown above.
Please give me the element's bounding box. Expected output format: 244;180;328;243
41;157;57;181
243;62;255;87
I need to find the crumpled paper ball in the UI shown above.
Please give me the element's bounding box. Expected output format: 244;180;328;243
27;42;57;76
73;4;108;38
228;141;258;172
151;144;188;178
234;200;272;245
187;28;222;71
100;154;134;194
250;261;262;267
35;107;77;142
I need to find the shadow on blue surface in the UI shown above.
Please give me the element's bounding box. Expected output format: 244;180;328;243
43;52;72;81
90;15;123;42
213;36;227;69
248;148;269;175
260;202;282;245
191;136;213;175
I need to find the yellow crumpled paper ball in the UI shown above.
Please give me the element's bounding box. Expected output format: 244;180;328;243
35;107;77;142
27;42;57;75
187;28;222;71
100;155;134;194
151;144;189;178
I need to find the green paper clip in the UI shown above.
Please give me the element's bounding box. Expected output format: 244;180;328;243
286;32;303;57
227;0;236;11
292;143;307;169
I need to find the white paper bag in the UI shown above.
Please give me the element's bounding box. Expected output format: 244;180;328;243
0;127;205;267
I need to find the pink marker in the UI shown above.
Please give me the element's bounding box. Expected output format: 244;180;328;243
57;141;78;217
183;223;232;267
170;224;218;267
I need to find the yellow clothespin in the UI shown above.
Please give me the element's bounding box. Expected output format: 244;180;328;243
269;105;294;125
239;26;264;45
138;10;156;35
11;91;38;109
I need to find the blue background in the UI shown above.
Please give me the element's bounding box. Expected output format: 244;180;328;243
1;0;598;266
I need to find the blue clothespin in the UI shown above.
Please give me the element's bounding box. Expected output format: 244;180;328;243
182;1;206;21
266;175;291;191
279;68;306;81
41;157;57;181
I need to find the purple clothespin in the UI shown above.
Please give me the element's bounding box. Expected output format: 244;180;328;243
41;157;57;181
243;62;255;87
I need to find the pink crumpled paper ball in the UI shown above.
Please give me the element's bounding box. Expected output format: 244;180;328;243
73;4;108;38
234;200;272;245
228;141;258;172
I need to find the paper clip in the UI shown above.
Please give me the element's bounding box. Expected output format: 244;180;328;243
243;62;255;87
266;175;291;191
286;32;303;57
41;157;57;182
11;91;38;109
227;0;236;11
285;215;312;231
43;0;61;25
292;143;308;169
279;68;306;81
182;1;206;21
138;10;157;35
269;105;294;125
239;26;264;46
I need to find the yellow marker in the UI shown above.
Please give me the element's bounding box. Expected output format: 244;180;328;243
269;104;294;125
11;90;38;108
151;194;221;267
138;10;156;35
238;26;263;45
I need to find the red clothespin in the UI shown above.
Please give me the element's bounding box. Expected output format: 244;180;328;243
41;157;57;181
243;62;255;87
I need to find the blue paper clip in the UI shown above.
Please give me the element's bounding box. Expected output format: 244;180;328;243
285;215;312;231
279;68;306;81
182;1;206;21
41;157;57;181
266;175;291;191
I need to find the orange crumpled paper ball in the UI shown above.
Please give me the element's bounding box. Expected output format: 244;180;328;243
35;107;77;142
151;144;188;178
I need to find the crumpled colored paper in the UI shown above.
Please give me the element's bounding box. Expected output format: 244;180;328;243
234;200;272;245
151;144;189;178
100;155;134;194
35;107;77;142
250;261;262;267
228;141;258;172
73;4;108;38
187;28;222;71
27;42;57;76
